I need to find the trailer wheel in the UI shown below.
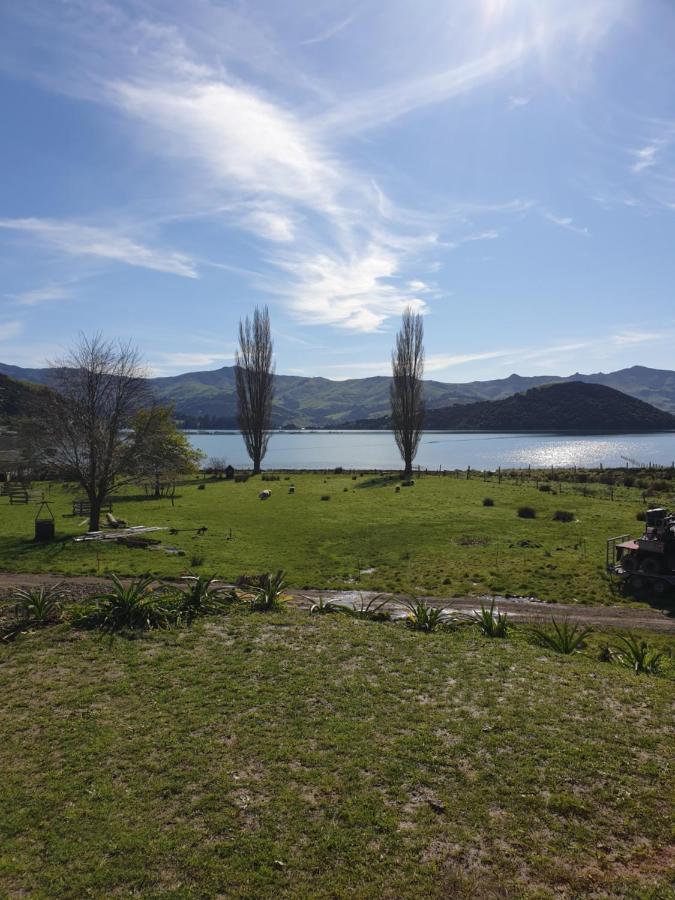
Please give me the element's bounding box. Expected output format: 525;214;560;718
630;574;646;591
640;557;663;575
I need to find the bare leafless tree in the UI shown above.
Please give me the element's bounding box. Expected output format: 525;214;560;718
390;307;425;479
27;334;153;531
235;306;275;474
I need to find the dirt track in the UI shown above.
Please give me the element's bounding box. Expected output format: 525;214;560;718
0;573;673;633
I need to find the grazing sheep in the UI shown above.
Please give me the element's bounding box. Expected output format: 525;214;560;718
259;489;272;500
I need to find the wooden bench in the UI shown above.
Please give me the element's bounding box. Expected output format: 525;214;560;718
72;499;113;516
7;486;40;504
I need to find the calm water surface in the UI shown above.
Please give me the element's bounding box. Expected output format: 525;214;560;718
187;430;675;470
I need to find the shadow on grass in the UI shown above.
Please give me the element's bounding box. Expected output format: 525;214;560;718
613;577;675;617
356;475;401;489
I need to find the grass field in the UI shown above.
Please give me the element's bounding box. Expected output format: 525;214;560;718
0;471;672;604
1;608;673;898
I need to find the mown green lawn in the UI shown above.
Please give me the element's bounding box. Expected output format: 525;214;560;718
0;472;670;603
1;609;673;898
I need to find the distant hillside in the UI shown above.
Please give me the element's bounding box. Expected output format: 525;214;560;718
422;382;675;431
2;361;675;427
0;374;45;424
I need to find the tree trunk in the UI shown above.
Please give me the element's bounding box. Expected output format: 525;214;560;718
154;471;161;498
88;496;102;532
252;451;262;475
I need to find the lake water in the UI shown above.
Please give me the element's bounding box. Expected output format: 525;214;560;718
187;430;675;471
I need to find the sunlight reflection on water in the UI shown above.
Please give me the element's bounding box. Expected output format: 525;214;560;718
187;430;675;470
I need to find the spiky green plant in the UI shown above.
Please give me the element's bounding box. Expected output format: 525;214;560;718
469;601;508;638
1;583;65;640
175;576;230;624
12;583;64;625
83;574;175;634
247;570;289;611
530;618;592;654
609;634;669;675
402;597;448;633
309;595;341;615
337;593;391;621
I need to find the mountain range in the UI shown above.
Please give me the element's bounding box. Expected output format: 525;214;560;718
2;362;675;428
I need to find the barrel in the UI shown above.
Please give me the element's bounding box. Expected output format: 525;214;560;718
34;519;55;542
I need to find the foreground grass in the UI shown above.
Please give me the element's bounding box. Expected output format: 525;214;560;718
0;472;672;603
1;610;673;898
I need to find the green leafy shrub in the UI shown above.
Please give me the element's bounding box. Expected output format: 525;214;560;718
402;597;450;633
517;506;536;519
538;483;552;492
552;510;575;522
530;618;592;654
247;570;289;611
79;574;175;634
338;593;390;621
609;634;669;675
483;497;495;507
469;601;508;637
2;583;65;640
309;595;341;615
174;576;230;624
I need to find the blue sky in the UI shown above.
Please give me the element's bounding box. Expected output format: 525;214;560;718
1;0;674;381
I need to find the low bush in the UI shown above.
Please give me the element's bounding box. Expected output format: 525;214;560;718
517;506;536;519
530;618;592;654
469;601;508;638
320;494;331;501
402;597;453;633
309;595;341;615
338;593;390;621
552;510;575;522
2;583;65;640
538;483;552;492
246;570;289;612
483;497;495;507
173;575;231;624
78;574;175;634
608;634;669;675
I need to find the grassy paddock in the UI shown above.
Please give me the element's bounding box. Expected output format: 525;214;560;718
0;471;673;603
1;610;673;898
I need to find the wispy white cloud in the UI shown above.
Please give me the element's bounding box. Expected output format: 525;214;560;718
148;350;234;376
241;209;296;243
8;285;72;306
0;218;198;278
507;95;531;110
111;79;341;215
299;14;357;47
0;320;23;342
630;141;665;173
542;212;590;237
269;245;429;332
